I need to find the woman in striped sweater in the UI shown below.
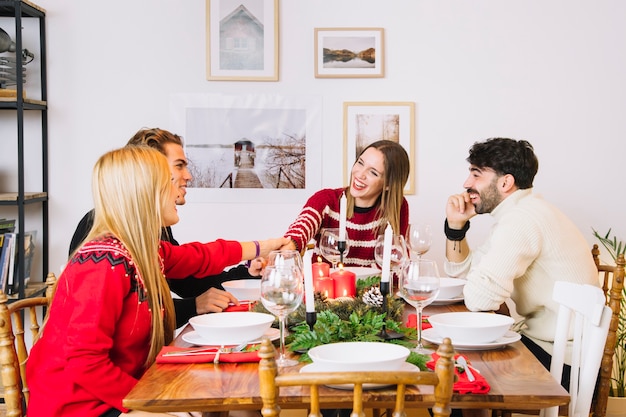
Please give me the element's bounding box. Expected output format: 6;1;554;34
282;140;410;268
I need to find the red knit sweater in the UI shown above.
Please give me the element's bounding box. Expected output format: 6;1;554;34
284;188;409;267
26;236;242;417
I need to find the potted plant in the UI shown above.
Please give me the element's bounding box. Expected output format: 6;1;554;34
593;229;626;417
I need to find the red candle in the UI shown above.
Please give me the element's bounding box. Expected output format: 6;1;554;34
331;266;356;298
311;256;330;280
314;277;335;299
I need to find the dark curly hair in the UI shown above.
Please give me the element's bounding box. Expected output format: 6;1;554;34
467;138;538;189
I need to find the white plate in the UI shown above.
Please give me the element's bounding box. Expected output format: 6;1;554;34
431;295;464;305
421;328;521;350
300;361;419;390
182;328;280;346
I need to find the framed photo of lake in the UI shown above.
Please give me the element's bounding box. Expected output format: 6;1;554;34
343;102;415;194
206;0;279;81
314;28;384;78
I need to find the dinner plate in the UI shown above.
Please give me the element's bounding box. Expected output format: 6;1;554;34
182;328;280;346
421;328;521;350
431;295;464;305
300;361;419;390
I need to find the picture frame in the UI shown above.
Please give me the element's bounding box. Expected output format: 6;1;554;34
314;28;384;78
343;102;415;195
206;0;279;81
170;93;322;203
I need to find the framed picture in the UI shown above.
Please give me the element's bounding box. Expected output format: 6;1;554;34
343;102;415;194
206;0;279;81
314;28;384;78
170;93;322;203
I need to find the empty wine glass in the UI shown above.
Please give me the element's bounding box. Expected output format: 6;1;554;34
260;265;304;367
374;234;408;292
406;224;433;260
266;250;304;270
318;228;350;270
400;259;440;354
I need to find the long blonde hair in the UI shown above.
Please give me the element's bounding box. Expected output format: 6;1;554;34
347;140;409;235
86;146;176;365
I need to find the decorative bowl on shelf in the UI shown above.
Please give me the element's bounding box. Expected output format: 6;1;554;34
307;341;410;372
188;311;274;345
428;312;514;345
222;279;261;301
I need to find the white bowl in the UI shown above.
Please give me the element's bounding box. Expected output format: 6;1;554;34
188;312;274;345
308;342;410;372
222;279;261;301
436;277;467;300
428;312;514;345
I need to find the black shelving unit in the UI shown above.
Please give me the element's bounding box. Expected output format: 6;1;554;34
0;0;47;299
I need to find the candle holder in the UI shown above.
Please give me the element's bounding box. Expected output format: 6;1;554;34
337;240;347;265
378;281;404;340
306;311;317;330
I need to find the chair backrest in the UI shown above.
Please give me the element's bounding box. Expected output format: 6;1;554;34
0;272;58;417
591;246;625;417
258;337;456;417
540;281;612;417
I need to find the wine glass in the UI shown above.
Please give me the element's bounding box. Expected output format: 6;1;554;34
400;259;440;354
374;234;408;292
266;250;304;270
406;224;433;260
260;265;304;367
318;228;350;270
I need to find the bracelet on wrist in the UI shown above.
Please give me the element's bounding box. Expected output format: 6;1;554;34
444;219;470;241
253;240;260;258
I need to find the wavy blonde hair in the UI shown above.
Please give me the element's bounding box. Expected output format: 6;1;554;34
86;146;176;366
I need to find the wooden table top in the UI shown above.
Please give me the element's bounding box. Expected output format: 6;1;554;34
123;302;569;413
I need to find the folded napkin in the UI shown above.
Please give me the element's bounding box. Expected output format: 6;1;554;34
427;353;490;394
223;302;252;312
406;313;432;330
156;346;261;364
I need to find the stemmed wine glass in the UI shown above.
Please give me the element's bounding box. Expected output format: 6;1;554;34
266;250;304;270
260;264;304;367
374;234;408;292
400;259;440;354
319;228;350;270
406;224;433;260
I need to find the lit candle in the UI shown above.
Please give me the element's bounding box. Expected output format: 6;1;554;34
303;250;315;313
315;277;335;299
331;265;357;298
339;193;347;241
311;256;330;279
381;222;393;283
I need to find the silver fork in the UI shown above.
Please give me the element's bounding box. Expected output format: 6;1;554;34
164;341;247;357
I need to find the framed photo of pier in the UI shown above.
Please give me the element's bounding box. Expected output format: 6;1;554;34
314;28;384;78
343;102;415;195
206;0;279;81
170;93;322;203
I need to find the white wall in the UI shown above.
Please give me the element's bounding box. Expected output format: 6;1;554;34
21;0;626;275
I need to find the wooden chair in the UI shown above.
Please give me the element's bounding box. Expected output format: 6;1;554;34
0;272;58;417
591;245;625;417
258;337;456;417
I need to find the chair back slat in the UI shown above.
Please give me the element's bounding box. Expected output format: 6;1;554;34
258;337;456;417
0;272;58;417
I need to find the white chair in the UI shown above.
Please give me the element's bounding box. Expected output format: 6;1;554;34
541;281;612;417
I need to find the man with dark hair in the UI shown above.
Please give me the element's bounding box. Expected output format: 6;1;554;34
444;137;597;386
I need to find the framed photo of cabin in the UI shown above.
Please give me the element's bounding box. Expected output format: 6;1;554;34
343;102;415;194
206;0;279;81
314;28;384;78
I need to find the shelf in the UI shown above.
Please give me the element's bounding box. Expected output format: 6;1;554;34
6;281;46;300
0;98;47;110
0;0;46;17
0;192;47;201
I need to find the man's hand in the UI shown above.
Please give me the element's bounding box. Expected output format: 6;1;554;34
195;287;239;315
446;192;477;228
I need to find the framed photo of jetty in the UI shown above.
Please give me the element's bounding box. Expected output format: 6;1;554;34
314;28;384;78
206;0;279;81
343;102;415;195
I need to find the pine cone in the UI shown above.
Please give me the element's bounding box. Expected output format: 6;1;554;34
362;286;384;307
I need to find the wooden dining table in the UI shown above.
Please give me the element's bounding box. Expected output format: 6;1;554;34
123;302;570;414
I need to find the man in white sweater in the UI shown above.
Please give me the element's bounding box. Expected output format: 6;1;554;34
443;137;598;388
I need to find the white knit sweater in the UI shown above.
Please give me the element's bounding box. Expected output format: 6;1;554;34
444;189;598;354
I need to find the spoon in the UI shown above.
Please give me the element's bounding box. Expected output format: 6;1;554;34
456;356;476;382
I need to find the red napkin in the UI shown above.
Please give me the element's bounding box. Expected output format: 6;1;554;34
223;300;256;312
156;346;261;364
427;353;490;394
406;313;432;330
